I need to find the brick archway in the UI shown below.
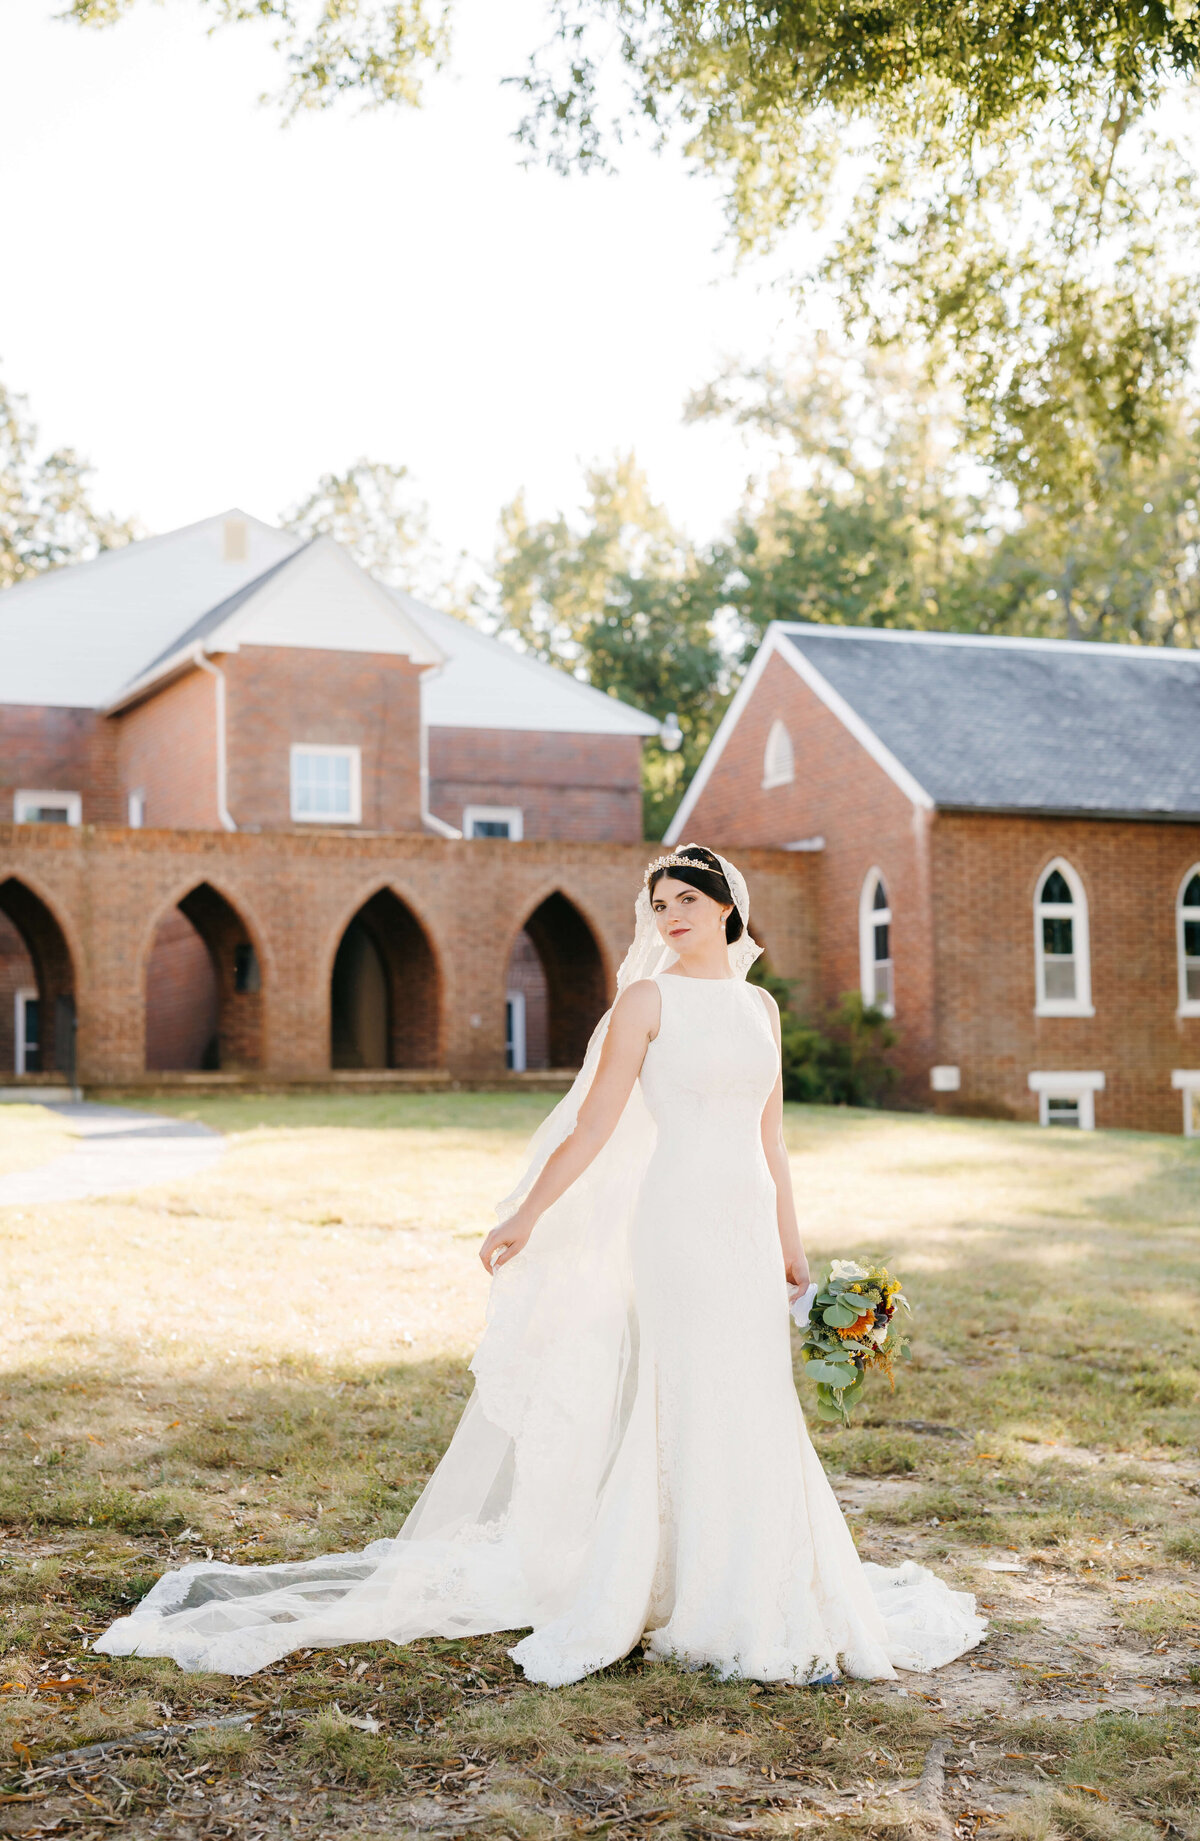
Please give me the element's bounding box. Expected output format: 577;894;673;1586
0;877;77;1078
330;888;442;1070
144;883;265;1071
518;890;608;1070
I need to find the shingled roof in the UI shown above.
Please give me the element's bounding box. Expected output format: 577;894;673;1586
667;624;1200;838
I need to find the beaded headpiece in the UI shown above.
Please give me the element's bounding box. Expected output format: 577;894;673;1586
643;849;719;887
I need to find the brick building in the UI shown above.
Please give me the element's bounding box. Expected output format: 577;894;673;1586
0;511;687;1084
666;624;1200;1136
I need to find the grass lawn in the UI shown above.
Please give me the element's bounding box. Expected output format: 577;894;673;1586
0;1093;1198;1840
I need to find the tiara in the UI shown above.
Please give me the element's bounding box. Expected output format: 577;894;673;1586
643;850;713;886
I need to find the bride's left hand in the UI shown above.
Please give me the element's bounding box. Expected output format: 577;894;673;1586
479;1211;534;1273
784;1255;811;1297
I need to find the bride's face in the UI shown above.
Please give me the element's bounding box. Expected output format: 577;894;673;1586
650;876;731;953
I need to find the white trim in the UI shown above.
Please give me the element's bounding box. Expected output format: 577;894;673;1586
858;866;895;1017
192;650;237;832
930;1065;961;1092
664;628;782;841
761;717;795;789
664;624;934;843
773;620;1200;665
127;788;146;829
13;987;37;1075
463;805;524;840
506;990;527;1072
1028;1069;1105;1130
1176;866;1200;1018
1034;857;1093;1017
13;790;81;826
289;743;362;824
1171;1070;1200;1137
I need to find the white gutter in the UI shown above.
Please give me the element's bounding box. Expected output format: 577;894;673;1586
192;648;237;833
418;663;461;838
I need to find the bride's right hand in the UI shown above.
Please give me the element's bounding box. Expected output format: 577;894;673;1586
479;1211;534;1274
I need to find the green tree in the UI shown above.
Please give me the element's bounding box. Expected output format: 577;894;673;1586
491;456;741;838
280;457;472;609
0;374;136;589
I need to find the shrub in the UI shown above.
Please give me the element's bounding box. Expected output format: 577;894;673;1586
749;967;899;1107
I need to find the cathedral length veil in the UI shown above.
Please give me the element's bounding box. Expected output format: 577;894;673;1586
93;850;761;1678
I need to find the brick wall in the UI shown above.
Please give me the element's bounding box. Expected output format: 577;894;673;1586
932;813;1200;1133
429;729;644;842
678;650;937;1098
0;826;815;1086
0;706;119;824
144;907;219;1070
0;913;36;1074
224;647;424;832
114;669;221;829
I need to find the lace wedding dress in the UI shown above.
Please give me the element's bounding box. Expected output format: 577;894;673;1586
95;854;984;1685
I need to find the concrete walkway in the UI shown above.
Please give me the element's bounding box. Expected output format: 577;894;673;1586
0;1102;225;1206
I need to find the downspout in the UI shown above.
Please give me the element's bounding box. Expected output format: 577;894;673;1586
193;648;237;832
418;662;461;839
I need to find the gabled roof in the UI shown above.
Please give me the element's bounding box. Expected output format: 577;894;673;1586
1;512;299;708
398;593;661;736
0;511;660;738
666;623;1200;840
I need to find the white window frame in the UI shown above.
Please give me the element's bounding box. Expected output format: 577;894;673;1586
1034;857;1093;1017
1028;1069;1105;1130
463;805;524;840
14;987;37;1075
1171;1071;1200;1138
289;745;362;824
1176;867;1200;1018
858;867;894;1017
761;718;795;790
506;989;527;1072
13;790;81;826
127;789;146;829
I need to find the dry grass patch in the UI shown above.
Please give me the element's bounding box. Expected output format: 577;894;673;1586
0;1094;1198;1839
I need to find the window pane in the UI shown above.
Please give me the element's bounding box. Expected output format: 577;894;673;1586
1043;916;1073;955
1047;1097;1081;1128
294;751;352;818
1043;957;1077;1001
873;880;888;911
1041;869;1072;904
1187;966;1200;1002
1185;919;1200;957
872;962;893;1008
1184;874;1200;908
873;922;890;961
472;819;511;838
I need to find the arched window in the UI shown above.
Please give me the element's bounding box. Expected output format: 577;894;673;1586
1178;870;1200;1017
859;869;894;1016
762;718;795;790
1034;859;1092;1016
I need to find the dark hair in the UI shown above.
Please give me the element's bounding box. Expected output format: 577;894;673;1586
648;846;744;942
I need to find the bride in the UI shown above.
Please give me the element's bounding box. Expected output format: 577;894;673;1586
95;845;983;1685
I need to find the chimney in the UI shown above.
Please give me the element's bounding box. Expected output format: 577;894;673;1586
222;516;248;563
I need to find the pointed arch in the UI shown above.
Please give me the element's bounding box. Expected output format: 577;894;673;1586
762;717;795;790
329;886;442;1070
143;881;265;1070
0;877;77;1077
858;867;894;1017
512;889;608;1070
1177;865;1200;1018
1034;857;1093;1017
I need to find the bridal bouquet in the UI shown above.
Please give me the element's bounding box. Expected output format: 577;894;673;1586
792;1260;910;1426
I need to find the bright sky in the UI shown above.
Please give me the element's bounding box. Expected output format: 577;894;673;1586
1;1;802;572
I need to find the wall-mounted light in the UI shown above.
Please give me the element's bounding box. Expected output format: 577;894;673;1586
659;712;683;752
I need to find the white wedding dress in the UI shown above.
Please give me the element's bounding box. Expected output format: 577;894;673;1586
95;859;983;1685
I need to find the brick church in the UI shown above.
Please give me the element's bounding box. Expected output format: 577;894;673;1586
666;623;1200;1136
0;511;806;1091
4;519;1200;1135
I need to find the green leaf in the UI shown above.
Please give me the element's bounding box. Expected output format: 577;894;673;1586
816;1401;846;1424
821;1303;862;1328
806;1360;858;1389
